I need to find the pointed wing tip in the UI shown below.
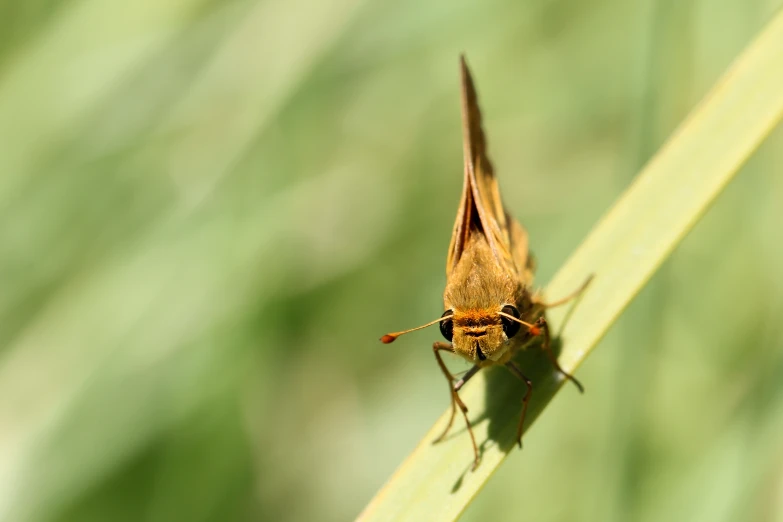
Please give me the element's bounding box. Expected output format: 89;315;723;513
459;54;469;75
459;54;474;95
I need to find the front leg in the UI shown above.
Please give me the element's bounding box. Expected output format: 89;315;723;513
432;342;481;469
505;361;533;447
535;317;584;393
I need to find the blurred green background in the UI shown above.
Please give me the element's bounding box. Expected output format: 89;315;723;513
2;0;783;521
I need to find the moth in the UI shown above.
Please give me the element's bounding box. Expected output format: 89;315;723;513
381;55;588;469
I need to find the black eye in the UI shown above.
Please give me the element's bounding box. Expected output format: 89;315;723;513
439;310;454;341
501;305;521;338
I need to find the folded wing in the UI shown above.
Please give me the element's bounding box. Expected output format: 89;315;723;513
446;55;528;279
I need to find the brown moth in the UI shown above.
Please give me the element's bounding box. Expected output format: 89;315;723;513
381;55;588;469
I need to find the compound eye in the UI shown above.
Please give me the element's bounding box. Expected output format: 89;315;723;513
439;310;454;341
500;305;521;338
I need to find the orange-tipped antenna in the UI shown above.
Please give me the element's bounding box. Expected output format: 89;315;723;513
380;315;451;344
497;312;540;335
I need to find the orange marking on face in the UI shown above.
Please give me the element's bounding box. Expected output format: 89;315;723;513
455;309;500;327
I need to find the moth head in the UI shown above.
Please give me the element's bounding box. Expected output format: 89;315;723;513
442;305;531;363
380;305;534;365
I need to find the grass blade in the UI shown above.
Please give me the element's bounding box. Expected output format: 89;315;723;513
359;9;783;522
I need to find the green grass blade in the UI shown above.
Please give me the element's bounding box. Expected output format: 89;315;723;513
359;10;783;522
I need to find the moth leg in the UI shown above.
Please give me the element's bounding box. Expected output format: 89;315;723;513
505;361;533;448
533;274;594;308
432;342;481;468
535;317;584;393
432;342;458;441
